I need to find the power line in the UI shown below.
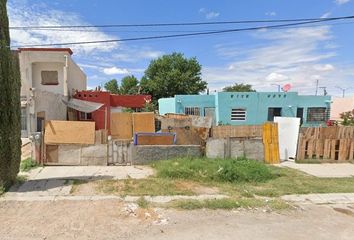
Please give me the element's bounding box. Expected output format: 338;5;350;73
8;15;354;29
11;16;354;48
9;20;354;33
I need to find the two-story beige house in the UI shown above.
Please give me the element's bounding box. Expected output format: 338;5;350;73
18;48;86;137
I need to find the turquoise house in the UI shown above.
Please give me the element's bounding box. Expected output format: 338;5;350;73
158;92;331;127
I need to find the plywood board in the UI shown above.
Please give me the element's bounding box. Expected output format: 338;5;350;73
44;120;95;145
111;112;133;140
133;112;155;133
162;127;202;145
46;145;58;163
212;125;262;139
136;135;175;145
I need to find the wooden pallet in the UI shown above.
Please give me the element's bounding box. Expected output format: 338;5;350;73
262;122;280;164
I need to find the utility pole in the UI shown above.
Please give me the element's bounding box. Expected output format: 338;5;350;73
271;84;281;92
335;86;351;98
315;79;319;96
319;86;327;96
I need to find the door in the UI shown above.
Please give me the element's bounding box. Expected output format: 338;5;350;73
204;107;216;126
268;108;282;121
296;108;304;125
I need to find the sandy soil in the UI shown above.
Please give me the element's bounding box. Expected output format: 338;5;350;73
1;200;354;240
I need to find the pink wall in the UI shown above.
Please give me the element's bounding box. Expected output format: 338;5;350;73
330;96;354;120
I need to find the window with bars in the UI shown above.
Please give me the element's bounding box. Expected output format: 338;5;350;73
231;108;246;121
21;108;27;131
184;107;200;116
307;107;327;122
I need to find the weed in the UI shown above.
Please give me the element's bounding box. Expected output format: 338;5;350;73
137;196;149;208
20;158;39;172
169;198;290;210
152;157;274;183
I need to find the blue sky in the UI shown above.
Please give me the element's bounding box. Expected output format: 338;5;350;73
8;0;354;96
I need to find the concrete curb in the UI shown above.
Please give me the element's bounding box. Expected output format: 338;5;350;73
0;194;228;203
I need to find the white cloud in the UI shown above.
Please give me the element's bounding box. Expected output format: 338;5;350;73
265;12;277;16
8;0;118;54
102;67;129;75
313;64;335;72
199;8;220;19
321;12;332;18
335;0;350;5
203;25;351;94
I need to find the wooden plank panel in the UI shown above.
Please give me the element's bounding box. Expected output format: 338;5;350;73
349;140;354;160
111;112;133;140
323;139;331;159
136;134;175;145
338;139;349;161
46;145;58;163
44;120;95;145
132;112;155;133
330;140;337;160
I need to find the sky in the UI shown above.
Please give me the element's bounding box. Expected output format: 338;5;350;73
7;0;354;96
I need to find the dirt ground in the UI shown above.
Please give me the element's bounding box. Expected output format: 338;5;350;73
1;200;354;240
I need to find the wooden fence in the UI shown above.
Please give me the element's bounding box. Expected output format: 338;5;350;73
297;127;354;161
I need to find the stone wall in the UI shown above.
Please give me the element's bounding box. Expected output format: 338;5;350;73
206;138;264;161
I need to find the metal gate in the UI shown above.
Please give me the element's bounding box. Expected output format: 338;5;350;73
108;140;131;165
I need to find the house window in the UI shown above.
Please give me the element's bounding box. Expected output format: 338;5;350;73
268;108;282;121
184;107;200;116
80;112;92;120
307;107;327;122
231;108;246;121
41;71;58;85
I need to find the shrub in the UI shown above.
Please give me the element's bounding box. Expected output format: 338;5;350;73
152;157;274;183
20;158;39;172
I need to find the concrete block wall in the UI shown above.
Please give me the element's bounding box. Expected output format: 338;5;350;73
132;145;202;164
206;138;264;161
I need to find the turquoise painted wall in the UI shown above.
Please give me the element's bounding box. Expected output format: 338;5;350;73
158;92;331;126
158;98;176;115
175;95;215;116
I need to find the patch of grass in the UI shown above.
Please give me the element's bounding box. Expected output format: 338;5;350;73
20;158;39;172
169;198;290;210
152;157;274;183
137;196;149;208
0;185;5;196
70;179;87;194
96;178;197;196
234;166;354;197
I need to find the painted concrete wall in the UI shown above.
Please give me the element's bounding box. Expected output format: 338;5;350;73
18;49;87;137
158;98;176;115
175;95;215;116
330;96;354;121
159;92;331;127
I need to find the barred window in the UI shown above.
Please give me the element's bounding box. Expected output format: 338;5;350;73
80;112;92;120
231;108;246;121
21;108;27;131
307;107;326;122
41;71;58;85
184;107;200;116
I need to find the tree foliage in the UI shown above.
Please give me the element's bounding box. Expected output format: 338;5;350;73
340;110;354;126
120;75;139;95
0;0;22;187
140;52;207;105
222;83;256;92
104;79;120;94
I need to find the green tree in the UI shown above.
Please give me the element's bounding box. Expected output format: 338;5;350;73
120;75;139;95
0;0;22;188
340;110;354;126
104;79;120;94
140;52;207;105
222;83;256;92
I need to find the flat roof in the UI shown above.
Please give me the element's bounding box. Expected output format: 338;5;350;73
18;48;73;55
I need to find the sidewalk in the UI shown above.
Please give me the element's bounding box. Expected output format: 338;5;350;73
282;193;354;204
279;161;354;178
2;166;154;200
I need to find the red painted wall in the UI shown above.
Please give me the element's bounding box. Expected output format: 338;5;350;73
73;91;151;133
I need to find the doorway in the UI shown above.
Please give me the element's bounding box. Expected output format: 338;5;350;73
268;108;282;121
296;108;304;125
